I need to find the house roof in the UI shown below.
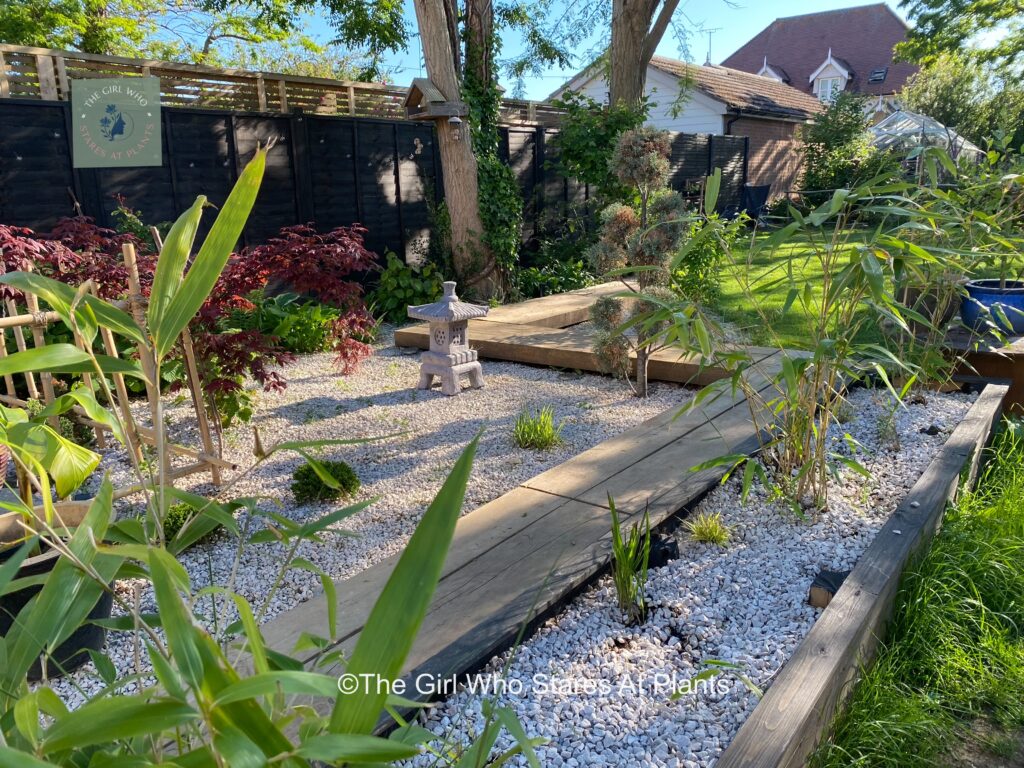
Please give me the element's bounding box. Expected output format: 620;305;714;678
721;3;918;96
649;57;822;121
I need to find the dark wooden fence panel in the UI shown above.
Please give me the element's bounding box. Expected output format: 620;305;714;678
0;102;76;227
304;117;359;232
0;99;748;265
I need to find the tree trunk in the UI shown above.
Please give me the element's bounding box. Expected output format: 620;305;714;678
412;0;499;297
465;0;492;87
635;344;649;398
608;0;682;107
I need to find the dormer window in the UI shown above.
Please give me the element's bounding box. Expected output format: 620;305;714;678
818;77;843;102
757;55;790;83
809;48;851;102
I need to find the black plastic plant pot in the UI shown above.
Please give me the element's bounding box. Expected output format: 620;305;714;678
0;544;113;681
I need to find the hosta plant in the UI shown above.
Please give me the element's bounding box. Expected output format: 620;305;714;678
0;149;543;767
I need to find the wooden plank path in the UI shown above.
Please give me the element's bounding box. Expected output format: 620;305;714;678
259;284;786;721
395;283;777;387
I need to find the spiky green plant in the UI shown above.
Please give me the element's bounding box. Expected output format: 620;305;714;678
609;495;651;625
512;405;564;450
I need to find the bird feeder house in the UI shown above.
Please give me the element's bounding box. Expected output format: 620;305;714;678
407;281;488;396
404;78;469;121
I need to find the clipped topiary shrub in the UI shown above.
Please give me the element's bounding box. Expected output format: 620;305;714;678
291;460;361;504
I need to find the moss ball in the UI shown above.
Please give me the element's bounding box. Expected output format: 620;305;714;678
291;460;361;504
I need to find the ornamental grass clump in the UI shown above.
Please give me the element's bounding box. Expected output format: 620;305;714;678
586;127;691;397
609;495;651;625
684;511;732;546
512;405;564;450
292;459;361;504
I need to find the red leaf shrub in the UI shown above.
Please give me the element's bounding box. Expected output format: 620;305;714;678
45;216;154;299
207;223;377;375
0;215;377;425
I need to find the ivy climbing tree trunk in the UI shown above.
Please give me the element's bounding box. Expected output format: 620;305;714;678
608;0;683;107
411;0;500;298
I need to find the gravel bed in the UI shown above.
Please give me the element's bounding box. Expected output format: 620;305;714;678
406;387;977;768
50;329;692;706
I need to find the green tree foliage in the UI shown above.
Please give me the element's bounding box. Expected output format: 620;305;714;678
900;53;1024;149
897;0;1024;69
0;0;405;77
0;0;150;55
548;91;649;202
801;92;898;194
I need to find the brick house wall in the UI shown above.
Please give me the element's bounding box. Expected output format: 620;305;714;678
728;117;805;197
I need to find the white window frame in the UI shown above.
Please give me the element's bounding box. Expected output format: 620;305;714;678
817;77;843;102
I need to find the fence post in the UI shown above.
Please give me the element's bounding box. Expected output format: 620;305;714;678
35;55;58;100
706;134;714;176
256;74;267;111
0;51;9;98
54;56;70;100
534;126;546;235
347;84;356;115
392;123;406;260
352;120;364;225
278;79;288;112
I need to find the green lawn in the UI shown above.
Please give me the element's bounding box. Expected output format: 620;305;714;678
711;229;882;349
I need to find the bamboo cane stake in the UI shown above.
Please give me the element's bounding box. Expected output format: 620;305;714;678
23;289;59;429
5;299;38;400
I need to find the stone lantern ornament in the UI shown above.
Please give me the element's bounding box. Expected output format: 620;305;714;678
408;281;488;396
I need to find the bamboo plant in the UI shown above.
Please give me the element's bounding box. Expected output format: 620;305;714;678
0;148;542;766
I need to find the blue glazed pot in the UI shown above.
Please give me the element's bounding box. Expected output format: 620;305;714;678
961;279;1024;335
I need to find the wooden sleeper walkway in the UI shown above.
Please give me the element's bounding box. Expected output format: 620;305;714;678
260;284;783;719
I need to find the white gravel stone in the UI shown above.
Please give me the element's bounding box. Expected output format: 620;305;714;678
405;386;976;767
46;328;692;707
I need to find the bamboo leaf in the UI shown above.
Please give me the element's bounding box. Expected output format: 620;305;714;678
153;150;266;360
0;272;144;345
328;433;480;733
149;548;205;689
0;747;59;767
0;345;143;379
148;196;206;329
295;734;420;762
40;697;198;754
3;480;119;687
213;671;342;707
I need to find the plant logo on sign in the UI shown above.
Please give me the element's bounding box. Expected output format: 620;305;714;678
99;104;133;142
72;77;162;168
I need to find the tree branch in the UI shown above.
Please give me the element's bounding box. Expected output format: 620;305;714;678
642;0;681;62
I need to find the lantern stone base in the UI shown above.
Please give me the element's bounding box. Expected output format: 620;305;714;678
417;359;485;396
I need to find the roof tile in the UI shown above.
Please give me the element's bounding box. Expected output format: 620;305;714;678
650;57;823;121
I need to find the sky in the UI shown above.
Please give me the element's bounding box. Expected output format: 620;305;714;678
301;0;908;100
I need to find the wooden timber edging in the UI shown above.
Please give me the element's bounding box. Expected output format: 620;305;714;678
717;382;1008;768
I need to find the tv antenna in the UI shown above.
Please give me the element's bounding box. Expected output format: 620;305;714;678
700;26;722;65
